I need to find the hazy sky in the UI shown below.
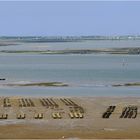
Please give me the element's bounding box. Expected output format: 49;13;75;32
0;1;140;36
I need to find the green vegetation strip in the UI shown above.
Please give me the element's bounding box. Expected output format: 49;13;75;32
113;82;140;87
6;82;69;87
0;48;140;55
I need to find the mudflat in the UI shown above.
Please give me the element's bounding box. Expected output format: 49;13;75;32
0;97;140;139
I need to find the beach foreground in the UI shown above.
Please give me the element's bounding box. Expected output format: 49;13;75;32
0;97;140;139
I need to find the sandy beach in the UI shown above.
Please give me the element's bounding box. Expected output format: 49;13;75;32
0;97;140;139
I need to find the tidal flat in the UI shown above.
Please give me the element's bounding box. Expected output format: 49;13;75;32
0;97;140;139
0;38;140;139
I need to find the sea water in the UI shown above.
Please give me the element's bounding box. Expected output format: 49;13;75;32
0;40;140;97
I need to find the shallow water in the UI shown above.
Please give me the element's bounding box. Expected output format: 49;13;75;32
0;40;140;97
1;39;140;51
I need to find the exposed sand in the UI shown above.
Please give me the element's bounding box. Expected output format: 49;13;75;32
0;97;140;139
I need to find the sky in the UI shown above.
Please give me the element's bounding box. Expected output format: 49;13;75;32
0;1;140;36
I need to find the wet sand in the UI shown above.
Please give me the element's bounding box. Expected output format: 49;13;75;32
0;97;140;139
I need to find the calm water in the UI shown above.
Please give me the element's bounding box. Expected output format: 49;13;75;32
0;40;140;97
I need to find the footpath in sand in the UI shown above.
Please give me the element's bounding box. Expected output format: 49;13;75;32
0;96;140;139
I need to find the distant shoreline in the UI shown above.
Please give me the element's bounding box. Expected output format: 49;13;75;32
1;35;140;42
